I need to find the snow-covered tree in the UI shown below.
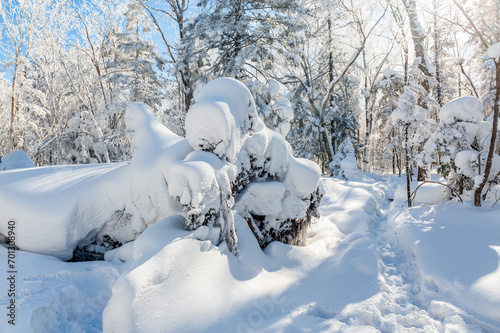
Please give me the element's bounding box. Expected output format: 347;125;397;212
106;2;166;113
422;96;491;193
392;75;433;206
330;138;360;179
178;78;323;250
370;68;406;174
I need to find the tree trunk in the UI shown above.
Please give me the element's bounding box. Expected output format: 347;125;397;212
433;0;443;111
405;126;412;207
474;59;500;207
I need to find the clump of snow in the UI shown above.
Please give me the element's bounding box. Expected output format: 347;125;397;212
284;156;322;197
126;102;193;227
271;96;294;137
382;68;398;78
268;78;281;98
236;182;286;216
0;150;36;170
391;86;428;125
487;42;500;61
438;96;483;126
455;150;480;179
0;162;141;260
0;78;322;259
454;150;500;185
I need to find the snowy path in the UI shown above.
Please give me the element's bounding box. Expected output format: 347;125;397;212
323;178;499;332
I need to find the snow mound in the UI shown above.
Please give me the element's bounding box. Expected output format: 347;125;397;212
0;78;322;260
126;102;193;226
0;150;36;170
0;247;119;333
186;78;258;162
0;163;142;260
438;96;483;125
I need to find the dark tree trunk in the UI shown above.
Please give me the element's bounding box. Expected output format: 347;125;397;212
474;59;500;206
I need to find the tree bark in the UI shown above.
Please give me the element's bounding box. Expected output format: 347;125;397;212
405;125;412;207
474;59;500;206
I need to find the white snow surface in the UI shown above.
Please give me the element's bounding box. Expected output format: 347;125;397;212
439;96;483;125
1;79;499;332
390;202;500;326
0;150;36;170
2;173;499;332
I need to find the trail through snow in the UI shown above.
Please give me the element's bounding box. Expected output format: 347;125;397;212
320;177;499;333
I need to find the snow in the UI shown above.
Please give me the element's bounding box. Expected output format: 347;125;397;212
185;100;236;160
0;150;36;170
268;78;281;98
390;202;500;325
438;96;483;126
102;178;381;333
330;138;360;180
395;181;451;205
382;68;398;78
236;182;286;216
0;247;120;332
284;156;322;197
1;77;500;332
192;77;258;133
455;150;480;178
0;162;134;260
1;172;500;332
126;102;193;226
487;42;500;61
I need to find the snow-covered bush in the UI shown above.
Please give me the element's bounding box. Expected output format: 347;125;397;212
422;96;496;192
329;138;360;179
182;78;323;249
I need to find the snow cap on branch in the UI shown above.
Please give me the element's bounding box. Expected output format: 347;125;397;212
438;96;483;126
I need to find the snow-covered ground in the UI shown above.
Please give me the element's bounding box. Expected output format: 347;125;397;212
1;170;500;332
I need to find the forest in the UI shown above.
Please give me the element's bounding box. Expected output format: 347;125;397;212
1;1;500;331
0;0;499;207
